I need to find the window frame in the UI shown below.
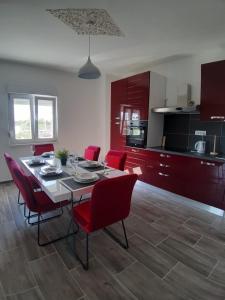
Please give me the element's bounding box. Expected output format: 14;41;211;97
9;93;58;145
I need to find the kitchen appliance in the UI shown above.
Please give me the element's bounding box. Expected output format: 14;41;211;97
195;140;206;154
126;121;148;148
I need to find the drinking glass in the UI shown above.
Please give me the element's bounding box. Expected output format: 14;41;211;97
101;157;108;174
71;155;79;175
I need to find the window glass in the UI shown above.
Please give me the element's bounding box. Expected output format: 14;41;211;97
13;98;32;140
37;99;54;139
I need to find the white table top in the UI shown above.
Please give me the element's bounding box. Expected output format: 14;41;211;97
20;157;125;203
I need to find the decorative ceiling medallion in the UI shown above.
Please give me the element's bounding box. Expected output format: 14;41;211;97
46;8;124;36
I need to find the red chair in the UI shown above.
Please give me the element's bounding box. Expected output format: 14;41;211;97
33;144;54;156
71;174;138;269
84;145;101;161
10;160;73;246
105;150;127;171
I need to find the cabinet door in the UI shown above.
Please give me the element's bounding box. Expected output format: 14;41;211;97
201;60;225;121
185;158;224;208
110;79;127;150
127;72;150;120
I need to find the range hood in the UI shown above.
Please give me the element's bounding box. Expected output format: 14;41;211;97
152;105;199;114
151;83;199;114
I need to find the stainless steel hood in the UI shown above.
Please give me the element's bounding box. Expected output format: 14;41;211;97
151;105;199;114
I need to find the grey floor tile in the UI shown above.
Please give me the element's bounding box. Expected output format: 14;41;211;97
151;215;185;235
6;287;44;300
124;215;168;245
170;225;201;246
209;261;225;286
164;262;225;300
185;217;225;243
117;261;186;300
90;232;135;274
0;221;24;252
0;246;36;295
72;258;135;300
158;237;217;276
29;253;83;300
128;234;177;278
195;236;225;261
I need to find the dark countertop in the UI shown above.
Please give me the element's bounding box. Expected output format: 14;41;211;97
147;146;225;163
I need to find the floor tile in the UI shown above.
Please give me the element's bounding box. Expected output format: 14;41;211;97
90;232;135;274
124;215;168;245
117;261;186;300
209;261;225;286
6;287;44;300
72;259;135;300
195;236;225;261
164;262;225;300
29;253;83;300
0;247;36;295
170;225;201;246
128;234;177;278
158;237;217;276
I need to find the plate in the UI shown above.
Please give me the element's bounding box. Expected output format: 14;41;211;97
79;160;101;168
39;166;62;176
41;151;54;158
73;173;99;183
28;159;45;166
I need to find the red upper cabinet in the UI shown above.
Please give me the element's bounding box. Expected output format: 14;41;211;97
127;72;150;121
110;78;127;150
110;72;150;150
201;60;225;121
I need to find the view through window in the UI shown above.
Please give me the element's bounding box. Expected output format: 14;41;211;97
9;93;57;144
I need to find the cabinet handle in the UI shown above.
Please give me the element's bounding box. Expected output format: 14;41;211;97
115;122;120;125
160;163;170;168
200;161;216;166
166;155;171;158
115;117;120;120
131;149;138;153
210;116;225;120
158;172;169;177
160;153;166;157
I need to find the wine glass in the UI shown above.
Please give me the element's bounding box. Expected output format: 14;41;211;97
101;156;108;174
71;154;79;175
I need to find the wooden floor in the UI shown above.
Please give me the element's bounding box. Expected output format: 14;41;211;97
0;181;225;300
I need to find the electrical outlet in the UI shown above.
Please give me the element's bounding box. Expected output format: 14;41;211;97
195;130;206;136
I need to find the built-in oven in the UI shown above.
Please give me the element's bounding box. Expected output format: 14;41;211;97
126;121;148;148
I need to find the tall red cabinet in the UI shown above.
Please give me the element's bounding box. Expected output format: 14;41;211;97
201;59;225;121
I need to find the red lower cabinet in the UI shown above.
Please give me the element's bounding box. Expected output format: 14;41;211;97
124;147;225;210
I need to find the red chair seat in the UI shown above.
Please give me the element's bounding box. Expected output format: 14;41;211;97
73;200;91;233
33;191;69;213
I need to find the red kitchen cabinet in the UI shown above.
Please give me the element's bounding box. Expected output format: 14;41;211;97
201;60;225;121
127;72;150;121
110;78;127;150
110;72;150;150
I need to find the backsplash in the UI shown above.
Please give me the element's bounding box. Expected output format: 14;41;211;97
163;114;225;154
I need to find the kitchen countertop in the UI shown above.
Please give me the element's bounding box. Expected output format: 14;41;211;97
147;146;225;162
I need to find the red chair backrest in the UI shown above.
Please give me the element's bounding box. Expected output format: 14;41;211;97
105;150;127;171
33;144;54;156
84;145;101;161
9;160;36;210
4;153;24;189
89;174;137;231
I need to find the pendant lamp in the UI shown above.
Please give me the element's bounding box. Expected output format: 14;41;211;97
78;35;101;79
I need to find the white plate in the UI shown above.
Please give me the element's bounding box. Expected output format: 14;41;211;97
79;160;100;168
39;166;62;176
73;173;99;183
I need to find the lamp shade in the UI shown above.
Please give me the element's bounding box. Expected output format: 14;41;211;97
78;56;101;79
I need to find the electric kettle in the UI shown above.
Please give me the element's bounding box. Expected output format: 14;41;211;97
195;140;206;154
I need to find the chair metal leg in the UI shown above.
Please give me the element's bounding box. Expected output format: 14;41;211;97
17;190;24;205
28;207;63;225
37;212;78;247
74;231;89;270
104;220;129;249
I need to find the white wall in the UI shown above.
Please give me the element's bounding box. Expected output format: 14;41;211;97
0;61;107;182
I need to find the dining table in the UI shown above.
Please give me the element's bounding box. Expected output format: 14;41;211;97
20;156;126;204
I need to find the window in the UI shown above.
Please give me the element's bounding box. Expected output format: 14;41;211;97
9;93;57;144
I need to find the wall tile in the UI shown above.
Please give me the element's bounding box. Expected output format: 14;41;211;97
164;114;189;135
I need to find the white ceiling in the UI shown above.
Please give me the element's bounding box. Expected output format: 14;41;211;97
0;0;225;74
